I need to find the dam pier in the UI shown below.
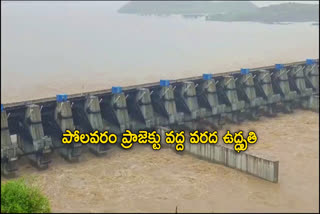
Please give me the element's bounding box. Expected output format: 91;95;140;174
1;59;319;182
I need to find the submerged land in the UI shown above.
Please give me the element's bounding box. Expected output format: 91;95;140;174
118;1;319;23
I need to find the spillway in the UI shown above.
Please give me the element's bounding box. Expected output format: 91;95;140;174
1;59;319;181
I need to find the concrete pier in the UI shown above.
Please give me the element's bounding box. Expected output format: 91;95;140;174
23;104;52;169
308;94;319;112
54;98;82;161
84;96;109;155
1;59;316;176
1;110;18;175
158;127;279;183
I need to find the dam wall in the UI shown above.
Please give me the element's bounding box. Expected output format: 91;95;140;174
158;127;279;183
1;59;318;178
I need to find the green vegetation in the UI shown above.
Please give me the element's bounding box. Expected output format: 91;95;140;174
118;1;319;23
1;178;51;213
118;1;258;15
206;3;319;23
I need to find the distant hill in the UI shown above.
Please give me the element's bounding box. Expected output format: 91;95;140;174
118;1;319;23
206;2;319;23
118;1;259;15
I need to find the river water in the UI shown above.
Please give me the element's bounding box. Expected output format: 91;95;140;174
1;1;319;103
1;2;319;213
2;110;318;213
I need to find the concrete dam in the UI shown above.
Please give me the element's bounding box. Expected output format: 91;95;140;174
1;59;319;183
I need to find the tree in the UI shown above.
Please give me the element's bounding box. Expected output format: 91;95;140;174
1;178;51;213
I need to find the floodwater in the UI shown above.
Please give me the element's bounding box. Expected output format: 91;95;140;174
1;1;319;213
1;110;318;213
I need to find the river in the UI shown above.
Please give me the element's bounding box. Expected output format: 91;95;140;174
1;1;319;103
1;2;319;213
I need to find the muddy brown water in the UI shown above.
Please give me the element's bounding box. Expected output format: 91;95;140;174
1;3;319;212
1;110;318;213
1;4;319;103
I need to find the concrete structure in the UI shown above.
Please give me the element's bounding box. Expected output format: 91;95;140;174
1;59;318;176
1;110;18;175
158;127;279;183
53;99;82;161
272;64;298;112
21;104;52;169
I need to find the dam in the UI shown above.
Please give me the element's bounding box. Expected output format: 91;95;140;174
1;59;319;182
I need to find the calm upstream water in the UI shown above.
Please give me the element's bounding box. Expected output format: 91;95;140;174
1;2;319;213
1;1;319;103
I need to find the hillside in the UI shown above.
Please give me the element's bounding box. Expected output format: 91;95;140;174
118;1;258;15
206;2;319;23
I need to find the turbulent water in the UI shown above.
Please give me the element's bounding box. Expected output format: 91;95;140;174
1;2;319;213
1;110;318;213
